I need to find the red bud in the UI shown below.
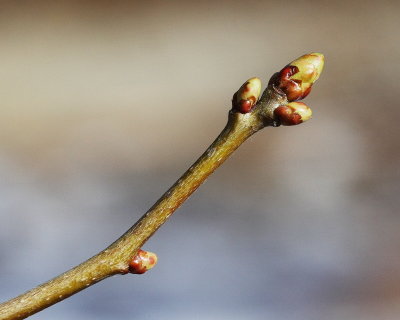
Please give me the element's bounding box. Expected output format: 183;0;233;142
128;249;158;274
274;102;312;126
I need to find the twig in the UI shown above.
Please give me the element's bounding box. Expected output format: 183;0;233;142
0;53;324;320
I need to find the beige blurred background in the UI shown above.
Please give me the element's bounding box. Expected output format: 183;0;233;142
1;0;400;319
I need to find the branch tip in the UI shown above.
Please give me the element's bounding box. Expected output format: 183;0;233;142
0;52;325;320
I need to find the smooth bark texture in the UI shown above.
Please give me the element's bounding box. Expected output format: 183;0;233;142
1;51;324;319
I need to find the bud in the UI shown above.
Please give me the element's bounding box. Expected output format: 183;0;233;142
128;249;158;274
273;102;312;126
232;77;262;114
270;53;324;102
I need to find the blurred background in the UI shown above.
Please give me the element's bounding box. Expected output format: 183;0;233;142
0;0;399;319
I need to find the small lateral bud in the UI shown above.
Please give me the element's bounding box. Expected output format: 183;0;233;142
232;77;262;114
274;102;312;126
270;53;324;102
128;249;158;274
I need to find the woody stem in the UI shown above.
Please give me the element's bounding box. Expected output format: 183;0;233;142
0;101;277;320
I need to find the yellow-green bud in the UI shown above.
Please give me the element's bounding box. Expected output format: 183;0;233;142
274;102;312;126
270;53;324;102
290;53;324;91
232;77;262;113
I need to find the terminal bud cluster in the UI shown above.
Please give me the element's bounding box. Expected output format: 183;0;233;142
231;52;324;127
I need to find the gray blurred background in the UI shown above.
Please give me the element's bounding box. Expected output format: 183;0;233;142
1;0;399;319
